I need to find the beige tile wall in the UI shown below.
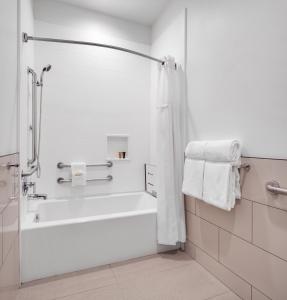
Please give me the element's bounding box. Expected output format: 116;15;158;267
0;154;20;299
185;157;287;300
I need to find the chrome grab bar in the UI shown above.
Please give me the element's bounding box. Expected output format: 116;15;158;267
266;181;287;196
57;161;113;169
57;175;113;184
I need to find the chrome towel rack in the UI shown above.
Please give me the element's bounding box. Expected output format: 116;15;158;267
57;161;113;169
266;181;287;196
57;175;113;184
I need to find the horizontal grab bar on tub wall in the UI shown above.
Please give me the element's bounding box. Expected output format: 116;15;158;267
57;175;113;184
57;161;113;169
266;181;287;196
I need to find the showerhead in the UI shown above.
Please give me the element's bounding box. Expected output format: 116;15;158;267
39;64;52;85
42;64;52;72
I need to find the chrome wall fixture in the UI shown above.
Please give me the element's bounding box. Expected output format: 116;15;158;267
27;67;38;166
22;165;38;178
57;161;113;184
57;161;113;169
0;163;19;170
22;32;165;64
23;65;52;181
57;175;113;184
266;181;287;196
239;163;251;171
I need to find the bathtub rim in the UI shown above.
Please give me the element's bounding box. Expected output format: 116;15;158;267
22;191;157;230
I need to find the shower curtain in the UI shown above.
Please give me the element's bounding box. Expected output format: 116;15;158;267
156;56;186;245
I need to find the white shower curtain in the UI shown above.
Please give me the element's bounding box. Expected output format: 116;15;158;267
156;56;186;245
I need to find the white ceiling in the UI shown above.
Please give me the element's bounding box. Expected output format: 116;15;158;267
55;0;170;25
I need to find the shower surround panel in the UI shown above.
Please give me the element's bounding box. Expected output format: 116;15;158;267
31;0;151;200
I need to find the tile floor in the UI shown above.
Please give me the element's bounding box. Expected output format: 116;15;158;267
17;251;240;300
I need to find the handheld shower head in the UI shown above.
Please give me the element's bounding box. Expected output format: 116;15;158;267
39;64;52;85
43;64;52;72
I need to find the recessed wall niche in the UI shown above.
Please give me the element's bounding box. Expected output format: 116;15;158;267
107;134;129;161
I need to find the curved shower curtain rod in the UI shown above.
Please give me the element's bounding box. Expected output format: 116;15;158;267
22;32;165;64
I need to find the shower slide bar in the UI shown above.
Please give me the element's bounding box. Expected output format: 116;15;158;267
57;175;113;184
57;161;113;169
22;33;165;64
27;67;38;166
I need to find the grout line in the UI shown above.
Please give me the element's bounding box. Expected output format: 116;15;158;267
52;284;118;300
186;203;287;262
204;290;232;300
21;264;115;288
219;232;287;279
251;286;272;300
251;201;254;244
0;152;18;159
218;229;220;262
219;226;287;264
186;207;287;263
48;278;118;300
1;234;19;273
249;240;287;264
109;264;120;284
187;240;252;287
109;264;126;298
188;210;252;244
189;242;246;300
243;197;287;213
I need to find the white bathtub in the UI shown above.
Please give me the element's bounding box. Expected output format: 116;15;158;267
21;192;158;283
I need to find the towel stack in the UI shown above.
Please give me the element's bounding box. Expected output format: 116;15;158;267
182;140;241;211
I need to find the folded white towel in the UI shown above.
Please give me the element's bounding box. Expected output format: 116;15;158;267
182;159;205;199
202;161;241;211
185;140;241;162
185;141;207;160
204;140;241;162
183;139;242;211
71;162;87;187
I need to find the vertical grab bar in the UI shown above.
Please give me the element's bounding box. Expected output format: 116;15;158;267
27;67;37;166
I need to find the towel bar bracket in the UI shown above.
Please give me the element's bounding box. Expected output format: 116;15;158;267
239;163;251;172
